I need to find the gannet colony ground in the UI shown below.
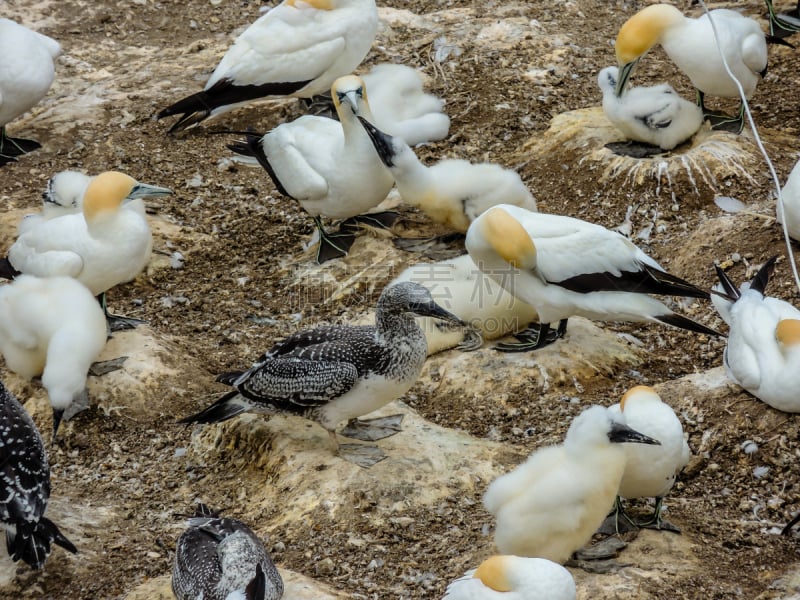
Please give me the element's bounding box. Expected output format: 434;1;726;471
2;0;800;598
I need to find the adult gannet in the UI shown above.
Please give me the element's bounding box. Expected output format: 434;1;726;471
0;18;61;165
172;504;283;600
777;158;800;240
442;555;576;600
361;63;450;146
229;75;394;263
180;282;464;466
464;204;721;350
484;405;660;563
0;380;78;569
0;275;108;437
2;171;172;330
598;66;704;153
614;3;768;132
358;117;537;232
157;0;378;133
713;257;800;412
608;386;690;532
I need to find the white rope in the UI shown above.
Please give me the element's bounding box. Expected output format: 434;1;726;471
696;0;800;295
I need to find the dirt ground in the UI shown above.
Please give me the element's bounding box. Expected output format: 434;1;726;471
3;0;800;598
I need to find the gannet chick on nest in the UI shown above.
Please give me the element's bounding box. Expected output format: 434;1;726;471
0;380;78;569
465;204;721;351
608;385;690;532
180;282;464;467
615;3;769;133
442;555;576;600
484;405;660;563
777;158;800;241
0;18;61;165
229;75;395;263
598;66;703;154
713;256;800;412
157;0;378;134
0;171;173;331
172;504;283;600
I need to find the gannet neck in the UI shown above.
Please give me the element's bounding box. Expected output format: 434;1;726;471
472;556;512;592
82;171;137;223
480;207;537;269
616;3;684;65
776;319;800;351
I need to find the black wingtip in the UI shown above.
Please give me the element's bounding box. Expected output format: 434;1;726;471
228;133;291;198
0;257;20;280
215;371;244;386
655;312;724;338
7;518;77;569
714;264;741;301
783;512;800;536
750;256;779;295
178;390;246;424
245;564;267;600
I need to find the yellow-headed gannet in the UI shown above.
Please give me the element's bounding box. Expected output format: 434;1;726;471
157;0;378;133
484;405;660;563
0;18;61;165
229;75;394;263
442;555;576;600
777;158;800;241
464;204;721;351
180;282;464;467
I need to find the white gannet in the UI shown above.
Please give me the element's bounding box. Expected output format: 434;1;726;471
777;159;800;241
0;275;108;437
597;66;704;152
180;282;464;467
608;385;690;532
713;257;800;412
390;255;543;354
157;0;378;133
442;555;576;600
360;63;450;146
18;170;91;236
484;405;660;563
0;380;78;568
614;3;768;132
358;117;537;232
464;204;721;350
172;504;284;600
1;171;173;330
229;75;395;263
0;18;61;165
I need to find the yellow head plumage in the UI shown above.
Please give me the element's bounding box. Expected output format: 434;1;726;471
480;207;536;269
776;319;800;349
472;556;513;592
82;171;137;222
615;4;684;65
332;74;368;108
620;385;658;412
285;0;335;9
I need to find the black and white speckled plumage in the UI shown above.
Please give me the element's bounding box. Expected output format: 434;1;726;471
172;505;283;600
0;380;77;569
180;282;463;433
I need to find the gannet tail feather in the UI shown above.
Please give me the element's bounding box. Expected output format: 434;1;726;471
7;517;78;569
178;390;248;424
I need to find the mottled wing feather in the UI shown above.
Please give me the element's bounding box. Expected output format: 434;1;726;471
173;527;223;600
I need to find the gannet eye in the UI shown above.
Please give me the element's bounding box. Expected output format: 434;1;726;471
336;91;347;102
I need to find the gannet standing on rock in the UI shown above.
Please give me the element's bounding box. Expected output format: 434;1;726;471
614;3;768;132
0;275;108;437
484;405;660;563
0;18;61;165
777;159;800;241
608;386;691;532
157;0;378;133
598;66;704;155
180;282;464;467
0;171;173;331
229;75;395;263
712;257;800;412
172;504;283;600
442;555;576;600
0;380;78;569
465;204;721;351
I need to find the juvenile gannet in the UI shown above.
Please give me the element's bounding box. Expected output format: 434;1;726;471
598;66;704;152
713;257;800;412
484;405;660;563
608;385;690;532
157;0;378;133
0;275;108;437
18;170;91;236
0;18;61;165
390;255;543;355
0;380;78;569
2;171;173;330
615;3;768;132
464;204;721;350
359;117;537;232
172;504;283;600
229;75;394;263
777;159;800;240
442;555;576;600
361;63;450;146
180;282;464;465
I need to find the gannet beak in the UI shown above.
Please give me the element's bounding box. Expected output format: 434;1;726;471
615;59;639;97
411;299;467;326
338;89;362;115
127;182;174;200
608;421;661;445
357;116;396;168
52;407;64;440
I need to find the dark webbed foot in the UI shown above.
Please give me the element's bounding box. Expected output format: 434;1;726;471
340;414;404;441
605;140;665;158
493;319;567;352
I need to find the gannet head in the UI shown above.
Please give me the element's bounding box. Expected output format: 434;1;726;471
285;0;336;9
43;170;91;209
82;171;173;222
597;66;619;96
332;75;370;118
472;556;514;591
619;385;660;412
567;405;661;449
479;206;537;270
776;319;800;353
380;281;466;325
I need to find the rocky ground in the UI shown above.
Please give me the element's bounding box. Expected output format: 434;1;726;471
2;0;800;598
